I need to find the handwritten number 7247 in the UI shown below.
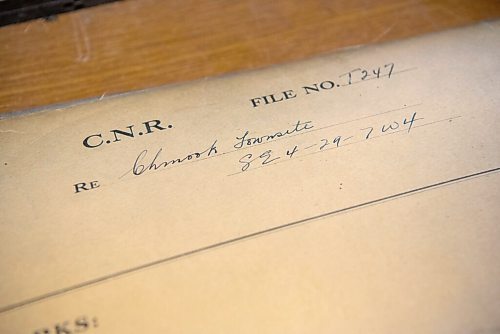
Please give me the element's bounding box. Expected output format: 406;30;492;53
340;63;395;85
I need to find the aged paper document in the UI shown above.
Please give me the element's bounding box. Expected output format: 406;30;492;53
1;21;499;333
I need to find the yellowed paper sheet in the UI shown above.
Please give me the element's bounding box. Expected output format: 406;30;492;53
1;21;499;334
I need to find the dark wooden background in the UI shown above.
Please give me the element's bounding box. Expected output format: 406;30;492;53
0;0;499;114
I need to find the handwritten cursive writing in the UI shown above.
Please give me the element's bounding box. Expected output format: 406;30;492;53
233;120;313;149
132;140;218;176
235;111;428;173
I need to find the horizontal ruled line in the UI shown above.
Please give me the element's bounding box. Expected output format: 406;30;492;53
0;164;498;315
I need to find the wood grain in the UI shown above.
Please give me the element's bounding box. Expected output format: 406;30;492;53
0;0;499;114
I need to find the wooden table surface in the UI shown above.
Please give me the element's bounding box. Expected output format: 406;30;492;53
0;0;499;114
